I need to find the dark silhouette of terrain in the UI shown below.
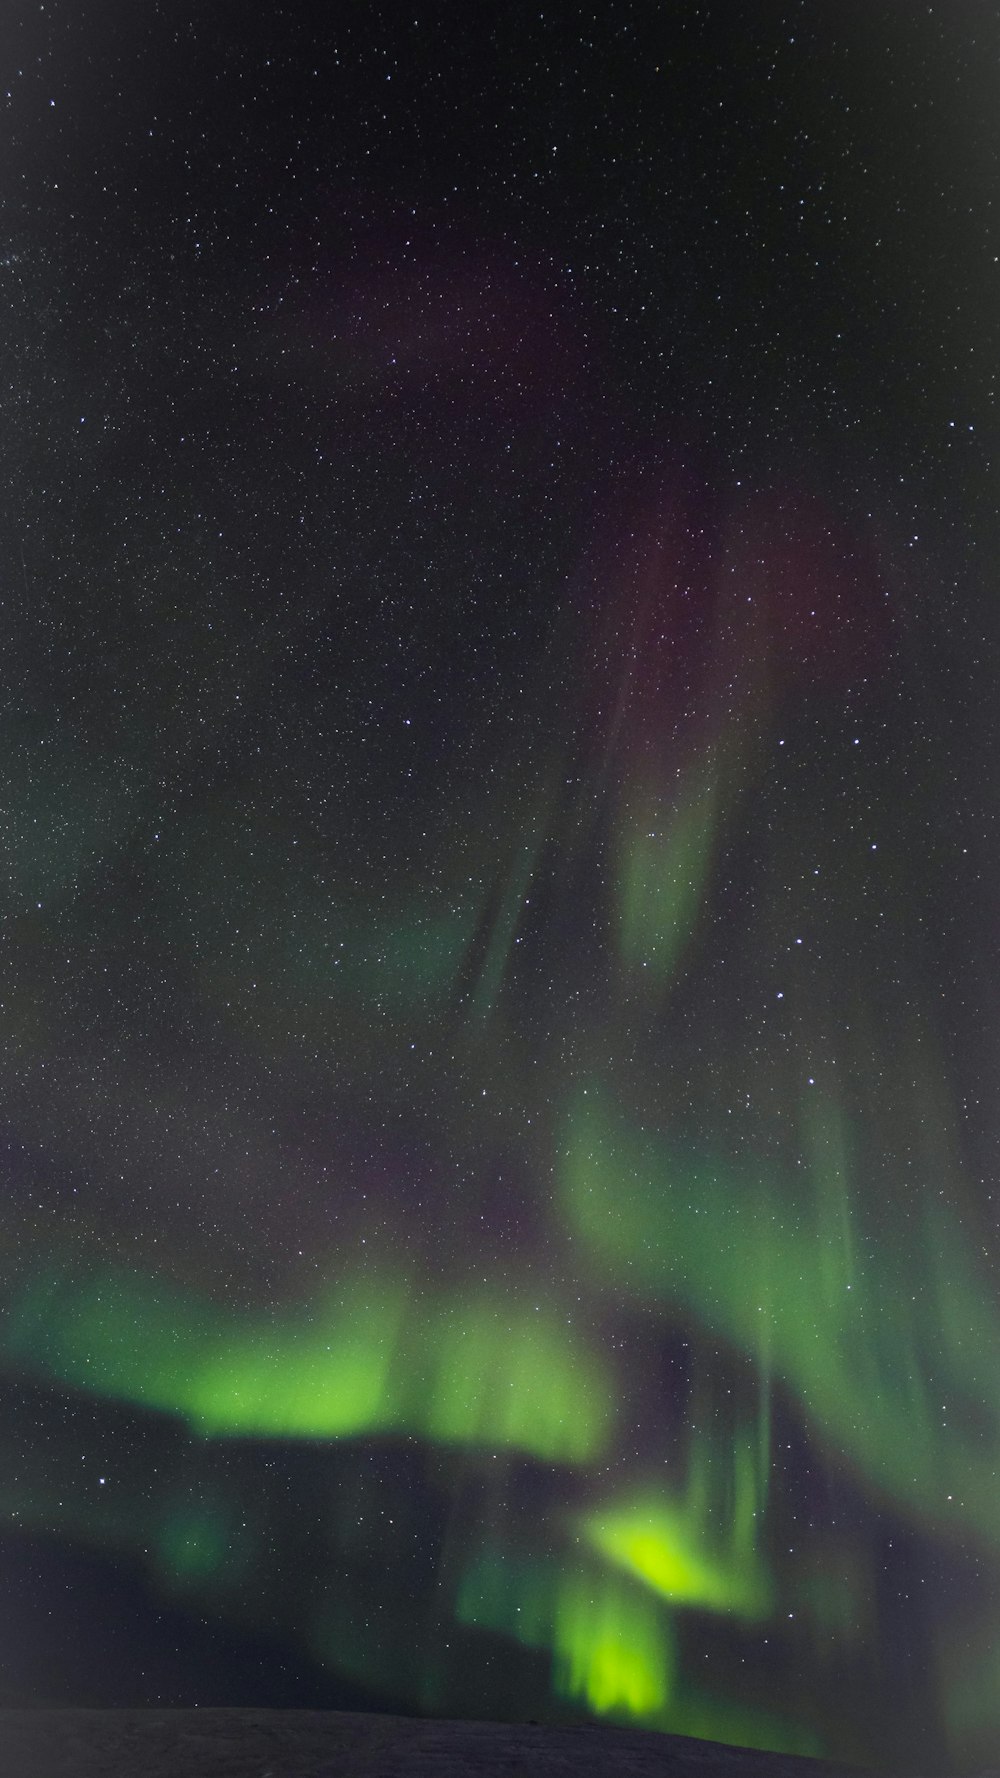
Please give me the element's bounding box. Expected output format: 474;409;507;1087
0;1708;950;1778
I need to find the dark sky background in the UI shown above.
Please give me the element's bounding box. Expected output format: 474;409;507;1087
2;3;999;1770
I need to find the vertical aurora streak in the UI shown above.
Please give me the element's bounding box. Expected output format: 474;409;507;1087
6;633;998;1762
3;9;997;1769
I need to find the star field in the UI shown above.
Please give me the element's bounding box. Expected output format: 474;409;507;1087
2;4;999;1770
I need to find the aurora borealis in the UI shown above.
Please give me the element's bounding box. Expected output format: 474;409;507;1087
3;4;999;1771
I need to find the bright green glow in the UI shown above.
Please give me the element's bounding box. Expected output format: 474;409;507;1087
186;1296;406;1439
4;1258;611;1464
553;1565;673;1716
579;1398;770;1620
457;1547;673;1719
616;760;721;986
4;1265;407;1439
455;1544;820;1754
583;1490;770;1619
560;1082;1000;1548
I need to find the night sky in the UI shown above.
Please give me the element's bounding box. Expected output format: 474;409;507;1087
3;3;999;1770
